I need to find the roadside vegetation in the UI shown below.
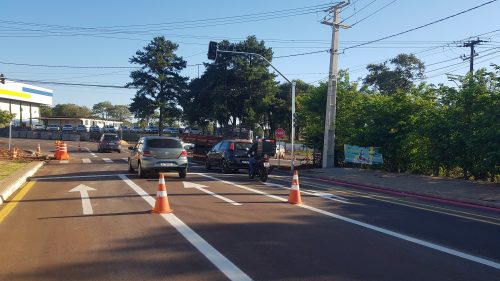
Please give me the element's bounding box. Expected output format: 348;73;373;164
38;36;498;182
0;160;31;181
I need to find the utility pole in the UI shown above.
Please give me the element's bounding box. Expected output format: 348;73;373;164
321;1;350;169
461;38;485;73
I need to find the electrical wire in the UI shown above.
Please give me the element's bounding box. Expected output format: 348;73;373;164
343;0;498;52
350;0;399;27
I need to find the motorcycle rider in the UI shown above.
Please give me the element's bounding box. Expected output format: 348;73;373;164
247;138;262;179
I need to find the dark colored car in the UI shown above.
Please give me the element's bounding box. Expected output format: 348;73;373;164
97;133;122;153
128;136;188;178
205;139;253;173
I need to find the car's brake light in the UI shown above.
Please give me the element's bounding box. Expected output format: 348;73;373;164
179;150;188;157
143;150;152;157
229;143;235;151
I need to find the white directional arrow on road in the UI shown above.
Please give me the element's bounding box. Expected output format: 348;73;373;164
183;181;242;206
69;184;96;215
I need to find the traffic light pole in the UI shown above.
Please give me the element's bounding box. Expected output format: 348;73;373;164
215;49;297;172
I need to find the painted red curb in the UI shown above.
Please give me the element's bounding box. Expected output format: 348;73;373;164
297;174;500;213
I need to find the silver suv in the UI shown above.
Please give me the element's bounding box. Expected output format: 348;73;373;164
128;136;188;178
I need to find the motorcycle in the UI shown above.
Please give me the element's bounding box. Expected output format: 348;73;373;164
248;154;271;182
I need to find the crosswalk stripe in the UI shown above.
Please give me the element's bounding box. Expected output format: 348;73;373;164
102;158;113;163
59;160;69;164
82;158;91;163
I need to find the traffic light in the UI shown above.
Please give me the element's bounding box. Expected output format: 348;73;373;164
208;41;218;60
0;74;4;84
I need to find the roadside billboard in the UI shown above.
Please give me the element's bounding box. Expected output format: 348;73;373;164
0;80;53;106
344;144;383;165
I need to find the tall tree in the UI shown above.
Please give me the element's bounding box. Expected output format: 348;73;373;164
108;105;132;121
181;36;278;132
363;53;425;94
92;101;113;119
126;36;188;135
0;110;15;126
52;104;92;117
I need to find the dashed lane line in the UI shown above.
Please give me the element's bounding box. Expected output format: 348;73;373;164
196;172;500;271
102;158;113;163
82;158;91;164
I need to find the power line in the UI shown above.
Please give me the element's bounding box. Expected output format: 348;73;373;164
350;0;399;27
343;0;498;52
11;78;134;89
0;60;138;69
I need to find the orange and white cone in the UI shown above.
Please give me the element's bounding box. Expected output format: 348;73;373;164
36;144;41;155
288;169;302;205
58;143;70;160
152;173;173;214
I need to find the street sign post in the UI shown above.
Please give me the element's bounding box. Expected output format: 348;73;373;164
275;128;285;140
275;128;286;169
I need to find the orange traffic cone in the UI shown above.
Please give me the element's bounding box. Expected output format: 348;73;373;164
152;173;173;214
288;169;302;205
58;143;70;160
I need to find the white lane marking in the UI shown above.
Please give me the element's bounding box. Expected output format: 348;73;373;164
59;160;69;164
118;174;251;281
263;182;285;188
82;158;91;163
102;158;113;163
69;184;96;215
196;173;500;270
121;158;128;161
183;181;242;206
263;181;349;204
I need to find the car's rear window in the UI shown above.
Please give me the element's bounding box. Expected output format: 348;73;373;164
104;134;119;141
148;139;182;148
235;142;252;150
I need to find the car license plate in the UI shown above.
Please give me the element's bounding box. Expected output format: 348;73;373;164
108;142;115;145
160;163;175;167
241;161;249;164
263;162;270;167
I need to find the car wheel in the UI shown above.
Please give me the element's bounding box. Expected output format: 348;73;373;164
179;168;187;179
205;158;211;170
221;159;230;174
128;160;134;172
138;162;145;178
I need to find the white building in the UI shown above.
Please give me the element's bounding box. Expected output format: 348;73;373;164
0;79;53;126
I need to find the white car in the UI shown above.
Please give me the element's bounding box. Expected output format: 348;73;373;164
46;124;60;131
32;124;45;131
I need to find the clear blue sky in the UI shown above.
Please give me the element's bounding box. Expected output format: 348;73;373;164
1;0;499;108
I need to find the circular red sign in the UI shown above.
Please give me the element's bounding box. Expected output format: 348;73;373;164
275;128;285;139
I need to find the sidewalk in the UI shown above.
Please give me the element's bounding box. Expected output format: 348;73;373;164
297;167;500;211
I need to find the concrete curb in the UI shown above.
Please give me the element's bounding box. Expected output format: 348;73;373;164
0;161;44;205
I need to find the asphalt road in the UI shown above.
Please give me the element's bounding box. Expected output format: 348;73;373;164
0;139;499;280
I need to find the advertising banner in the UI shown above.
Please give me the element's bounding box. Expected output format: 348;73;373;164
344;144;383;165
